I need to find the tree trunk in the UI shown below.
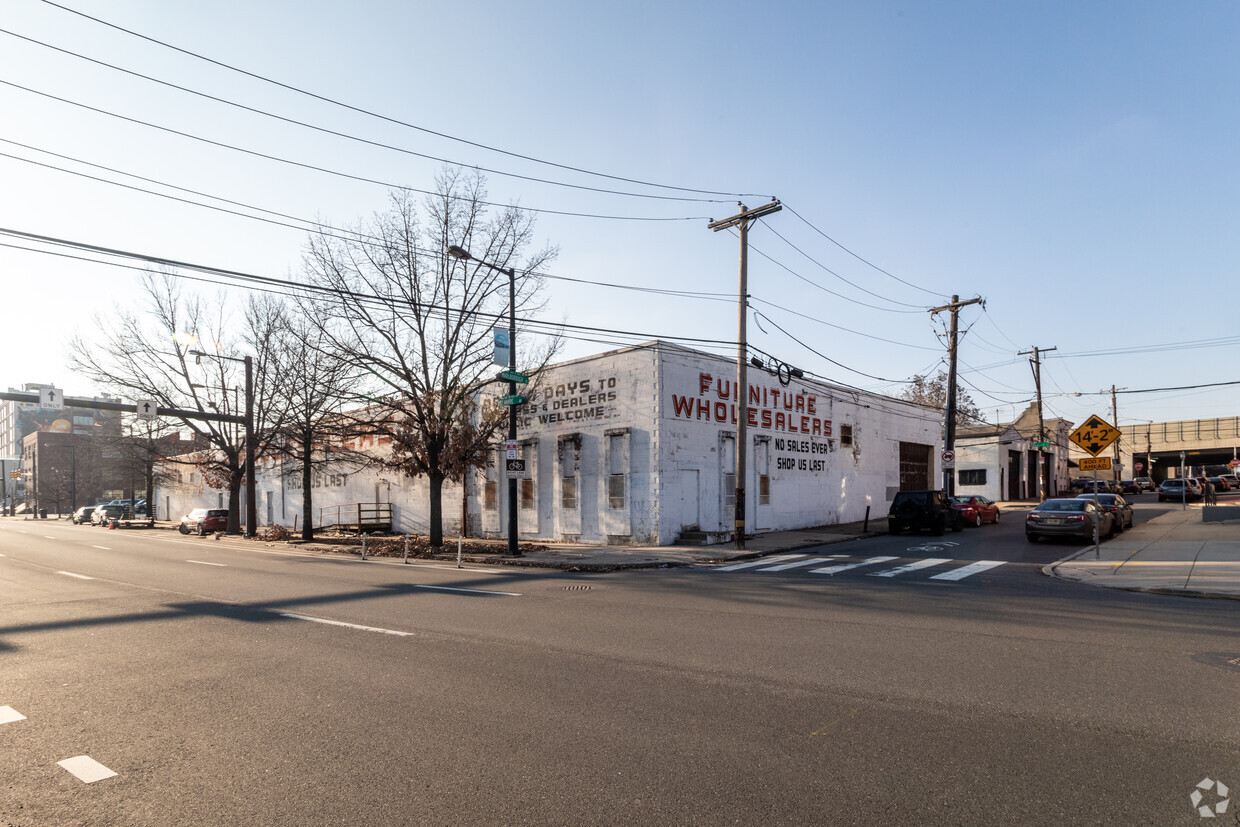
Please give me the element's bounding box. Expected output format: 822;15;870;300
428;472;444;547
226;468;243;535
301;441;314;543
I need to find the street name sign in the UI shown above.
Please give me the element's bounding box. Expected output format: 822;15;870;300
498;370;529;384
1033;441;1051;449
498;394;526;407
1079;456;1112;471
1069;415;1121;456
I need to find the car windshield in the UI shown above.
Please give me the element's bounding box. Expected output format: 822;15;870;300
952;497;972;504
893;493;929;506
188;509;206;518
1036;500;1087;512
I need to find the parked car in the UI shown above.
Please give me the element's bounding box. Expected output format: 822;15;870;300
951;495;1000;527
1026;498;1114;543
90;504;126;525
1134;477;1156;492
71;505;96;524
1075;493;1134;531
887;490;965;535
1076;480;1112;495
1158;478;1202;502
1118;480;1141;494
179;508;229;535
1069;478;1095;493
1208;476;1232;492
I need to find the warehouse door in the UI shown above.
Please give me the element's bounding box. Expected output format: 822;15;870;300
679;469;700;531
898;442;931;490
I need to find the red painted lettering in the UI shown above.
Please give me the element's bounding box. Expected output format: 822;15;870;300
699;373;712;395
672;395;695;418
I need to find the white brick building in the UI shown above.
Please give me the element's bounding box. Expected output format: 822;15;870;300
158;341;944;545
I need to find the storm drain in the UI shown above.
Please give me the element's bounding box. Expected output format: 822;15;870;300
1191;653;1240;673
562;584;593;591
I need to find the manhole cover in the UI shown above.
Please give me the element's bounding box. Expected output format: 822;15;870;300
563;584;592;591
1191;653;1240;673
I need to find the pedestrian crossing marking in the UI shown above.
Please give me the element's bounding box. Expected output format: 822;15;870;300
869;558;952;578
715;553;806;572
757;555;845;572
809;556;898;575
928;560;1006;581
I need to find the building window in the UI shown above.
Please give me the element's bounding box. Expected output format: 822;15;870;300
723;473;735;512
484;481;498;510
519;443;535;510
520;478;534;509
755;436;771;505
605;430;627;510
959;469;987;486
759;474;771;505
840;424;853;446
561;475;578;510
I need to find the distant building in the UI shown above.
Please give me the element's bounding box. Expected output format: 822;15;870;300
953;405;1073;501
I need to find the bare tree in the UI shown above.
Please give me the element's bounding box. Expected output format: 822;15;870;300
301;168;559;546
69;273;285;533
900;370;985;426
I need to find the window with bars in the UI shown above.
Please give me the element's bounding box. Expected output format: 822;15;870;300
959;469;987;486
561;476;578;510
840;423;853;446
758;474;771;505
724;473;735;512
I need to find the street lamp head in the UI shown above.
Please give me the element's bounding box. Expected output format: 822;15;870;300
446;245;472;261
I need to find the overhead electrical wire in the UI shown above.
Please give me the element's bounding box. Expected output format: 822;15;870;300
744;237;925;314
37;0;770;201
746;296;938;351
750;310;908;384
0;26;740;205
0;79;710;223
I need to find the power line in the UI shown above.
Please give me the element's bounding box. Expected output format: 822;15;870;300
37;0;770;200
747;296;938;350
0;79;710;223
751;310;907;383
0;26;741;205
744;237;926;314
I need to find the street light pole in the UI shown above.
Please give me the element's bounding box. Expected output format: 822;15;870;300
190;349;257;538
447;244;520;557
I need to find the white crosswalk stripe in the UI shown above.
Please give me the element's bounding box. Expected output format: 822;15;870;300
809;556;898;575
716;555;1008;582
869;558;952;578
929;560;1006;580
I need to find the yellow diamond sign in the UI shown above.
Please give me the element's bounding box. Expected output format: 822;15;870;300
1070;415;1121;457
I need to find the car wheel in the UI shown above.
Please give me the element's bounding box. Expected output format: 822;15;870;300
178;524;189;535
931;518;945;536
951;517;964;533
1113;517;1124;534
198;524;206;536
993;511;1000;523
1026;533;1038;543
973;513;983;527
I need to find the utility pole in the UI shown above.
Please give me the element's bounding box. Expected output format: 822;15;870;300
709;199;782;549
929;295;983;495
1019;346;1057;501
1105;385;1126;485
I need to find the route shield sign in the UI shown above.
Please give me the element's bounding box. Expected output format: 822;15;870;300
1069;415;1121;457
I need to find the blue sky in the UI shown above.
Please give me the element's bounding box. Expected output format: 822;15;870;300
2;0;1238;437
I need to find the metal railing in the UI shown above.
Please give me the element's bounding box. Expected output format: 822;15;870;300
318;502;392;534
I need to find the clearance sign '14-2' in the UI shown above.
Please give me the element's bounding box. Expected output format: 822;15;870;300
1069;415;1122;457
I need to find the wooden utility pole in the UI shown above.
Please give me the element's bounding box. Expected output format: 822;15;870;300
709;199;781;549
1107;384;1127;484
1019;346;1056;500
929;295;983;495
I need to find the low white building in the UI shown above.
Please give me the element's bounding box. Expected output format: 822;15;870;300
952;405;1073;502
158;341;945;545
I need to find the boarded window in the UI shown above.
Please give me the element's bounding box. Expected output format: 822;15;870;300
608;474;625;509
561;476;578;510
520;478;534;509
899;442;931;490
959;469;987;486
484;481;497;510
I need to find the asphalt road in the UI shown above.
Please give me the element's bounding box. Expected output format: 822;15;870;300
2;509;1238;826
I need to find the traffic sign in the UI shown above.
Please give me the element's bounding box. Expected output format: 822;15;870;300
1231;458;1240;468
505;439;518;460
1069;415;1121;457
941;449;955;466
498;370;529;384
498;394;526;407
1079;456;1112;471
135;399;158;420
1134;462;1143;471
38;386;64;410
505;458;529;479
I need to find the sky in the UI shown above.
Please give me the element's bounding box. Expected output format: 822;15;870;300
2;0;1239;440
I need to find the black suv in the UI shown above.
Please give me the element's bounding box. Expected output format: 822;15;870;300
887;490;965;535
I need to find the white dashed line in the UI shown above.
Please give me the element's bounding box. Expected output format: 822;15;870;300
56;571;95;580
44;535;56;539
869;558;951;578
0;706;27;724
414;584;522;596
929;560;1007;581
186;560;226;567
280;613;414;637
57;755;117;783
92;546;111;550
757;555;844;572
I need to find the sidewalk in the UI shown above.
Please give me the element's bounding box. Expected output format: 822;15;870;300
1045;504;1240;599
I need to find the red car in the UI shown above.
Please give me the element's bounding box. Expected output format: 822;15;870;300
179;508;229;535
951;495;1000;527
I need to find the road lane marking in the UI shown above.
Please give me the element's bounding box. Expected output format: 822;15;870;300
716;554;806;572
929;560;1007;581
92;546;111;550
869;558;951;578
186;560;226;567
44;535;56;539
758;555;845;572
57;755;117;783
414;584;521;596
0;706;26;724
280;613;414;637
810;556;898;575
56;571;95;580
